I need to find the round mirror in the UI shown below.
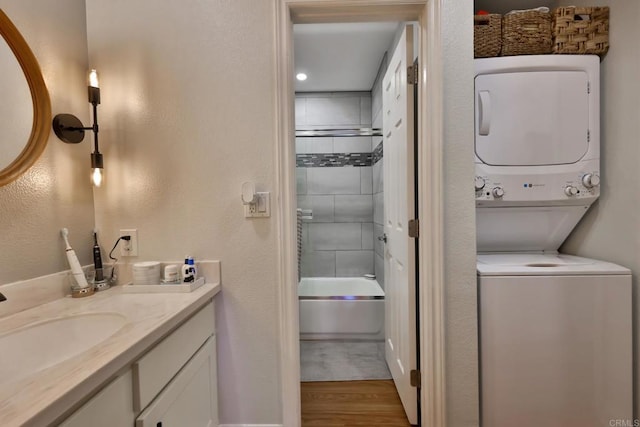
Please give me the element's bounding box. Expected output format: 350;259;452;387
0;9;51;187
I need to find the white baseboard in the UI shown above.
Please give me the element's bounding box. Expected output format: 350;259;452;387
219;424;283;427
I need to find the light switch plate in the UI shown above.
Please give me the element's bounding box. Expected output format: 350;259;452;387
244;192;270;218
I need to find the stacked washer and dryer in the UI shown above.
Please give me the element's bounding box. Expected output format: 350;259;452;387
474;55;632;426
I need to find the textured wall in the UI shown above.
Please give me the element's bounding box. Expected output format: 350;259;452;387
559;0;640;417
442;1;480;425
0;0;94;285
296;93;375;278
85;0;281;424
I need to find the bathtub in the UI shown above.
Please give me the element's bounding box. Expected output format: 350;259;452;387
298;277;385;340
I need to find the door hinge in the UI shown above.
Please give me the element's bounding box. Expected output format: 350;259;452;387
587;81;591;94
587;129;590;142
408;219;419;238
407;64;419;85
410;369;421;388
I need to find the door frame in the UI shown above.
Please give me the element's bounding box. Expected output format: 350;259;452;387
274;1;446;426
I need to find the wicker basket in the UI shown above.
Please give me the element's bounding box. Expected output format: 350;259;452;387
553;7;609;56
502;10;553;56
474;14;502;58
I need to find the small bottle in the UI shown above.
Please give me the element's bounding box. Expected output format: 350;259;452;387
182;256;194;283
188;256;197;280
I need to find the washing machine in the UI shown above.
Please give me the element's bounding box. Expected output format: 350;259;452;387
478;253;632;427
474;56;633;425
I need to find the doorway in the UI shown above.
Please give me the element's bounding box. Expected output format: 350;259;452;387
274;2;446;426
293;20;409;424
294;18;419;427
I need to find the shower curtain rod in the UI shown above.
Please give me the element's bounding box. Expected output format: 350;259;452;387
295;128;382;137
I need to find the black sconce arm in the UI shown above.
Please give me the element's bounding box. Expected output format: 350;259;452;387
51;71;104;186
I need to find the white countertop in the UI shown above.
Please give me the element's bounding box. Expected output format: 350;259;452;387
0;281;221;427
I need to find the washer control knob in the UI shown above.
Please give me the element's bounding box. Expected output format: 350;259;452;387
475;176;486;191
564;186;578;197
582;173;600;188
492;187;504;198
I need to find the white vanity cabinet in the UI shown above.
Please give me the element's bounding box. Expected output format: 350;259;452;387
135;336;217;427
59;300;217;427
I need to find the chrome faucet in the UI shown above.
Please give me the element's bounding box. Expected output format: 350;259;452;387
0;292;6;302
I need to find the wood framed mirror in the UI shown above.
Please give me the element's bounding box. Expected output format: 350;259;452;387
0;8;51;187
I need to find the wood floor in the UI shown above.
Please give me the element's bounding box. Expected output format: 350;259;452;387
301;380;412;426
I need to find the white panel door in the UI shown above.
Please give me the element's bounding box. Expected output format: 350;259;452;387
383;25;417;425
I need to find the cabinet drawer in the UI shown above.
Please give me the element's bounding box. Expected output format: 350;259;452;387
133;301;214;412
136;336;217;427
60;370;134;427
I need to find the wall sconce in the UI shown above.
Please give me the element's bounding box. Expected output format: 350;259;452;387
52;69;104;186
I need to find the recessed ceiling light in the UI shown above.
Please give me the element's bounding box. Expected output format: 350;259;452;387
296;73;308;81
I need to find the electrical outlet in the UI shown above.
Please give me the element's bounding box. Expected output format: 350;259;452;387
120;229;138;256
244;202;256;217
244;192;270;218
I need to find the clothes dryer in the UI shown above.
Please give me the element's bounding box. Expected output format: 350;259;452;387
474;55;600;252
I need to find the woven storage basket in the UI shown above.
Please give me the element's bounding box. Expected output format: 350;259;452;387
502;10;553;56
474;14;502;58
553;6;609;56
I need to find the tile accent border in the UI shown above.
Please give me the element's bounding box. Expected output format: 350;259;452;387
372;141;383;165
296;152;372;167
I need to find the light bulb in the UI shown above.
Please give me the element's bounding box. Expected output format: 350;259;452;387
296;73;307;81
92;168;103;187
89;69;99;88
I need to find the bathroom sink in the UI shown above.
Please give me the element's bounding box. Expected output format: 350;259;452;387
0;312;127;384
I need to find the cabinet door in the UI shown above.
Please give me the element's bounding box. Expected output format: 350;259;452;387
133;301;215;412
60;370;135;427
136;336;218;427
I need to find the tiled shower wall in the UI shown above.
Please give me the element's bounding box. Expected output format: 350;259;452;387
372;54;387;288
296;93;375;278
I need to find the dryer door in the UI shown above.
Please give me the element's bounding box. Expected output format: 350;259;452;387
475;71;589;166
